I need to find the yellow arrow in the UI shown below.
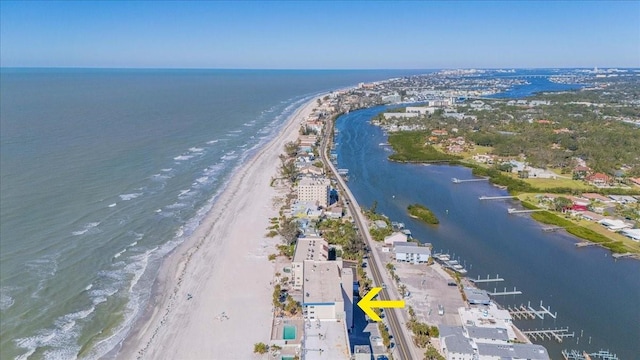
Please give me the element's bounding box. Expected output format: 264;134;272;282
357;287;405;322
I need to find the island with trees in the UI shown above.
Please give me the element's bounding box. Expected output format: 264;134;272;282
407;204;440;225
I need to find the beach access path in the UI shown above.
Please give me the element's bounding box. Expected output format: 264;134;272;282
116;97;320;359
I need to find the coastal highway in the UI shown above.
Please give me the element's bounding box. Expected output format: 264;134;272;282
320;116;416;360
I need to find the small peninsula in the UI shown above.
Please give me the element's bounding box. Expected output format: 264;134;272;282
407;204;440;224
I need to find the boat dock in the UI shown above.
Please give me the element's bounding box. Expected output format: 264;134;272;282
479;195;516;200
542;226;563;232
612;252;634;259
507;208;544;214
523;328;574;343
562;349;619;360
507;301;557;320
488;287;522;296
575;242;597;248
452;177;489;184
470;274;504;283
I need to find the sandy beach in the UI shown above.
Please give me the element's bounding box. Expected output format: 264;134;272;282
116;96;321;359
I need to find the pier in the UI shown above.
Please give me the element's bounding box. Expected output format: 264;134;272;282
337;168;349;175
507;301;557;320
542;226;563;232
452;177;489;184
612;252;634;259
562;349;619;360
575;242;597;248
479;195;516;200
470;274;504;283
522;328;574;343
489;287;522;296
507;208;544;214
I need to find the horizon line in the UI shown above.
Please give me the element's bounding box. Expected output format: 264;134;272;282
2;66;639;71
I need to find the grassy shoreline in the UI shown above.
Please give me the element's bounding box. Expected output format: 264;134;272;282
407;204;439;225
386;131;640;257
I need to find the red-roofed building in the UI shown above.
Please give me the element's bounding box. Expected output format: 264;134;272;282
586;173;611;186
630;177;640;187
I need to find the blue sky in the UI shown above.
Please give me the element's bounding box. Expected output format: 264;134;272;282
1;1;638;69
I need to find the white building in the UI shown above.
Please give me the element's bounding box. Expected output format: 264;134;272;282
292;237;329;290
406;106;437;115
302;261;353;327
394;243;431;264
298;177;331;208
598;218;633;231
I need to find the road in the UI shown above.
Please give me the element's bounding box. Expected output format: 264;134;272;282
320;116;416;360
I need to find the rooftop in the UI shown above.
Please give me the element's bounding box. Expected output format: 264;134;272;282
477;342;549;360
466;326;510;342
394;244;431;255
463;287;491;305
293;237;329;263
303;261;343;305
439;326;474;355
299;176;331;187
303;320;351;360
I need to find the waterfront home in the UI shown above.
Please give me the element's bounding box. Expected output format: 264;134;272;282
620;228;640;241
393;243;431;264
373;220;388;230
598;218;633;231
383;232;408;246
299;164;324;176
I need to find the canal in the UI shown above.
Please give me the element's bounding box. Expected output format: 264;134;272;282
334;105;640;359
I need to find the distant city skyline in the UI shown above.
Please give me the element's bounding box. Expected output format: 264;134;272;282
1;1;638;69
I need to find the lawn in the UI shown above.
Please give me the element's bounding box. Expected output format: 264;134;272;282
518;176;595;191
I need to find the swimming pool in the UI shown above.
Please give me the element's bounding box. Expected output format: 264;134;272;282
283;325;296;340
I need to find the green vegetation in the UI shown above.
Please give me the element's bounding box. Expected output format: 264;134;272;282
425;344;446;360
406;306;440;349
388;131;462;162
317;219;365;259
378;322;391;348
407;204;440;224
268;254;277;261
253;342;269;355
529;210;630;253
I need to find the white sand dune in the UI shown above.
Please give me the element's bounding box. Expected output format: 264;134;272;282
117;97;320;359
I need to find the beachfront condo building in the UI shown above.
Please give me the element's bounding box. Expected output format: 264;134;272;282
291;237;329;290
298;177;331;208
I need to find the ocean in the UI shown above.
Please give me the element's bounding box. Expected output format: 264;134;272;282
0;68;427;359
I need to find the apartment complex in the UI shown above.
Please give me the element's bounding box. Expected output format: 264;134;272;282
297;177;331;208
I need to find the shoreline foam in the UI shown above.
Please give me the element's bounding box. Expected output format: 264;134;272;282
112;94;324;359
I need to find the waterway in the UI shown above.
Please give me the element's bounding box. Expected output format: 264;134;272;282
334;106;640;359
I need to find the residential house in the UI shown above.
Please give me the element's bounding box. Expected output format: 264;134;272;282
384;232;408;246
586;173;611;186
